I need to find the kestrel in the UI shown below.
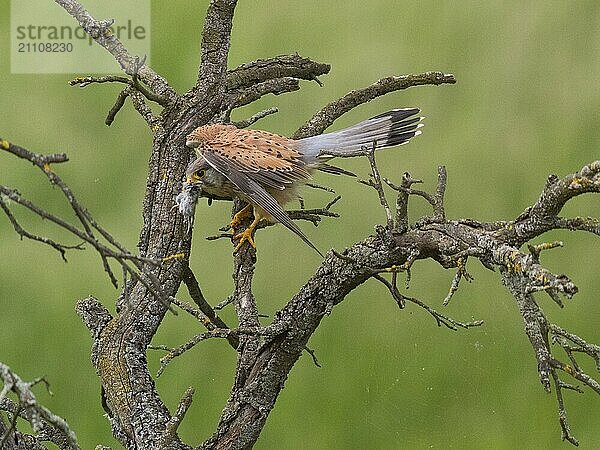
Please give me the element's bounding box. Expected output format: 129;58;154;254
182;108;423;255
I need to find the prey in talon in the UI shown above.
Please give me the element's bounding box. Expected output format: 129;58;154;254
179;108;424;255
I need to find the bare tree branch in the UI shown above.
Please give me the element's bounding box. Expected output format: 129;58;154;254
231;107;279;128
0;363;79;450
531;162;600;218
54;0;177;103
551;324;600;371
227;77;301;108
197;0;238;86
372;273;482;330
202;160;600;448
0;399;53;450
293;71;456;139
70;57;166;128
226;54;330;90
357;143;395;230
182;264;239;349
0;138;170;309
157;387;195;448
5;2;595;449
0;197;84;261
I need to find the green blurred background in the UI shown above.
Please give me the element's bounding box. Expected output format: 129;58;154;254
1;1;599;448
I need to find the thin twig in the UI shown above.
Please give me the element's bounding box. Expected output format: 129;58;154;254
105;87;130;126
304;346;322;368
0;197;84;261
372;274;483;330
0;139;168;308
158;387;195;447
550;325;600;371
0;363;79;449
69;75;130;87
55;0;177;102
551;370;579;446
442;257;473;306
232;107;279;128
305;182;336;193
156;325;285;377
182;265;239;349
214;295;235;311
364;144;394;230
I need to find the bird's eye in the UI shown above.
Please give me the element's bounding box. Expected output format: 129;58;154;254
186;169;206;184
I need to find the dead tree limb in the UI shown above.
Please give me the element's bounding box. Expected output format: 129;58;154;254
0;363;79;450
203;159;600;449
1;1;597;449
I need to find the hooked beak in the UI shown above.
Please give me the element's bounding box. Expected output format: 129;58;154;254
186;173;203;184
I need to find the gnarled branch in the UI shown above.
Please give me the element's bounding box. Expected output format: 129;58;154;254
294;71;456;139
0;363;79;450
54;0;177;103
203;160;600;448
5;1;596;449
227;54;330;90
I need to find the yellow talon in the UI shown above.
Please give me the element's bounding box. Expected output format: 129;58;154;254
0;139;10;150
229;203;253;229
233;227;257;252
232;211;262;253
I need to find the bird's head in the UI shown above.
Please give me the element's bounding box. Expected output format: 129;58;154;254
185;157;211;185
184;157;230;196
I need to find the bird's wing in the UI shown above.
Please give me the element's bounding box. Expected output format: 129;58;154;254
200;150;323;256
204;128;312;191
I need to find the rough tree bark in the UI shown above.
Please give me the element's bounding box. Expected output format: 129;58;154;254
1;1;599;449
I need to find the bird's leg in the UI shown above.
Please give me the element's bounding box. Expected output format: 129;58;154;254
230;203;253;230
233;214;261;252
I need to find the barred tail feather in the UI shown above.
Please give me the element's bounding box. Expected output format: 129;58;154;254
298;108;423;162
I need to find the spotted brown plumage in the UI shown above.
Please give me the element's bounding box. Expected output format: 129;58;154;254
183;108;424;255
186;125;311;190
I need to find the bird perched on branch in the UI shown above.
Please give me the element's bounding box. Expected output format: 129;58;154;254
179;108;423;256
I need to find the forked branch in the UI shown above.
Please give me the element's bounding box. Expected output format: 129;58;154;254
14;1;595;449
54;0;177;103
0;138;169;308
0;363;79;450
